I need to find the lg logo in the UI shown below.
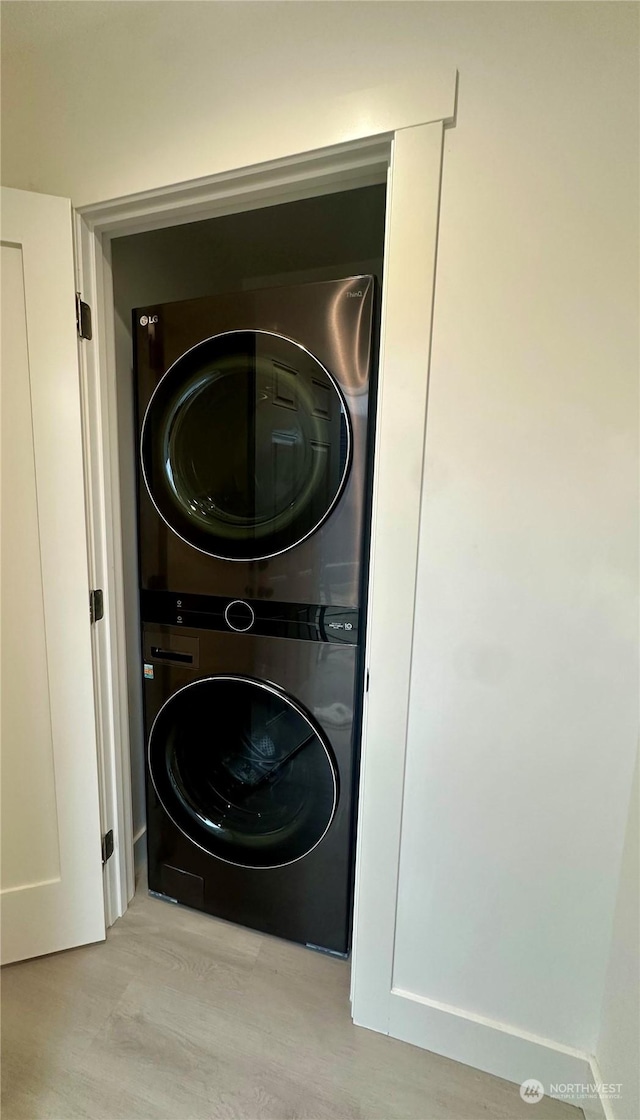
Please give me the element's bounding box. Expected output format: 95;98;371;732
139;314;159;326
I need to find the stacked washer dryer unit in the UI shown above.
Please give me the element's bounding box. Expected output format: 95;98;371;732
135;276;375;955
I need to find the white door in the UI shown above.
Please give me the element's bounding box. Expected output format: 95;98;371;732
0;186;105;963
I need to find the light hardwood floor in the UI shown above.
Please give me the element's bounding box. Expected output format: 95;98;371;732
2;881;583;1120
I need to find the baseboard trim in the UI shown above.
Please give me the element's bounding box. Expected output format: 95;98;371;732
588;1055;618;1120
385;987;606;1120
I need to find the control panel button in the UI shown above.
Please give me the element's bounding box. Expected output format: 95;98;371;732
224;599;255;632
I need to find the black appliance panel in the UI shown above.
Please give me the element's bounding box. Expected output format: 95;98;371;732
140;589;359;644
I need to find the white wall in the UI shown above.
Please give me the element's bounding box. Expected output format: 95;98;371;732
392;2;639;1054
596;749;640;1120
2;0;637;1084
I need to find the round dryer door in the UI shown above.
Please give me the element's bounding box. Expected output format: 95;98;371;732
148;676;338;868
140;330;351;561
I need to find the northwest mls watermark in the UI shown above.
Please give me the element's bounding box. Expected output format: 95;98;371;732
519;1078;622;1104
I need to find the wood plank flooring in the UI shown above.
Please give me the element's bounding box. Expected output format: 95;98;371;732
2;883;583;1120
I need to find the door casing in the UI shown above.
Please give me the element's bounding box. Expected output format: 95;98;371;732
74;108;452;1033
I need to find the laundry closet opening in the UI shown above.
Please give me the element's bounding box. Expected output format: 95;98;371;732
110;183;386;953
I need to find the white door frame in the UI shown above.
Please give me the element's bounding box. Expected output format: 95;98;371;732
75;108;451;1028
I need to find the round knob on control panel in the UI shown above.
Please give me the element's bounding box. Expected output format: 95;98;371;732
224;599;255;632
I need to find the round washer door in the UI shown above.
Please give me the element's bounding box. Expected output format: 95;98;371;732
141;330;351;561
148;676;338;868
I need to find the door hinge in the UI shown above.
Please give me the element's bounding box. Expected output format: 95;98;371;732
89;589;104;623
76;292;93;340
101;829;114;865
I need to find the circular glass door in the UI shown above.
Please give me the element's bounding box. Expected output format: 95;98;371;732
141;330;351;561
148;676;338;868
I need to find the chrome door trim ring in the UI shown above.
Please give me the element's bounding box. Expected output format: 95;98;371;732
223;599;255;632
147;673;339;870
140;328;353;562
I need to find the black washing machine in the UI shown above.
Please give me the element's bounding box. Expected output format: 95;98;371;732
142;608;361;954
135;275;375;608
